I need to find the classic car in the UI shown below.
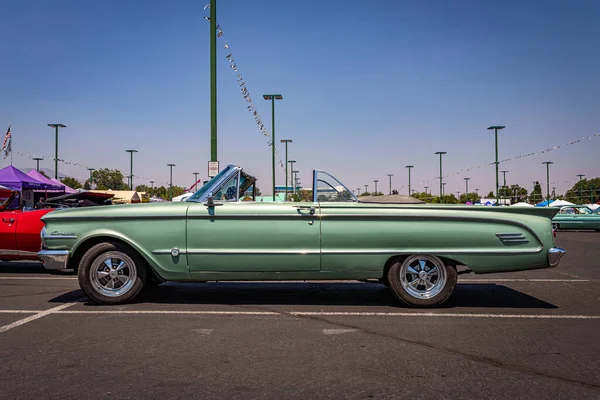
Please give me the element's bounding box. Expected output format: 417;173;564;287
38;165;565;307
0;189;114;262
552;205;600;231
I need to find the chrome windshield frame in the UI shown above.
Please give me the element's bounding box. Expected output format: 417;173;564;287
312;170;358;203
185;165;240;203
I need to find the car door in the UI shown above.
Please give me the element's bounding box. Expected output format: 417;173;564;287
186;201;321;273
0;210;17;258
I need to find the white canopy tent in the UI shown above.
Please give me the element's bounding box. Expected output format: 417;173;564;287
549;199;575;207
511;202;534;207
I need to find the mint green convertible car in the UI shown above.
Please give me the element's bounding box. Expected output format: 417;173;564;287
38;165;565;307
552;205;600;231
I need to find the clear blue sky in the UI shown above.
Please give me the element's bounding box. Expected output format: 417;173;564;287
1;0;599;196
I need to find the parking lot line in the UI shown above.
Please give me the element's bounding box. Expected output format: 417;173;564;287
459;279;590;282
0;309;598;319
0;302;80;334
0;276;77;280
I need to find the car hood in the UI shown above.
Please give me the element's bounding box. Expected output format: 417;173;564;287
41;201;190;222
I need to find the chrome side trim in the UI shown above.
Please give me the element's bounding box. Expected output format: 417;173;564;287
496;233;529;244
183;248;542;256
38;250;70;270
0;249;19;256
548;247;566;268
44;235;77;240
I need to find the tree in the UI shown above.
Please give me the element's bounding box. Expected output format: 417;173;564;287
529;181;542;204
486;191;494;198
359;192;371;197
564;177;600;204
92;168;128;190
61;176;82;189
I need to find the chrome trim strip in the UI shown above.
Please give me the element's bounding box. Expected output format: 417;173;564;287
184;248;542;256
187;214;318;219
0;249;19;256
187;249;320;255
152;250;188;255
44;215;188;221
44;235;77;240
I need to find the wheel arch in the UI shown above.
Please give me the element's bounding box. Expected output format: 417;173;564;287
381;254;460;282
68;234;162;282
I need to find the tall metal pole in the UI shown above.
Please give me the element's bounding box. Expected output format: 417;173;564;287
387;174;393;194
87;168;95;187
373;180;379;195
210;0;217;164
150;180;155;190
48;124;66;179
126;150;137;190
442;182;446;196
167;164;176;201
543;162;553;207
424;186;428;199
435;152;446;203
464;177;470;196
577;174;585;203
288;160;296;195
488;126;505;206
33;157;43;171
193;172;200;191
405;165;414;195
356;187;361;196
281;139;292;200
364;184;369;194
271;97;275;200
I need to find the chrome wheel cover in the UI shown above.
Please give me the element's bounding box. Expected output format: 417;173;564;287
399;255;447;300
89;251;137;298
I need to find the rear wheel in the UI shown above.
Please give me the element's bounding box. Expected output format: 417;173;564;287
387;255;457;307
78;242;147;305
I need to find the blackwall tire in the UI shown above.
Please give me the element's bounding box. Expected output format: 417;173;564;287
387;255;457;307
78;242;147;305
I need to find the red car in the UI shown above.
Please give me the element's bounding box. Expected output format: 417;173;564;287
0;189;114;262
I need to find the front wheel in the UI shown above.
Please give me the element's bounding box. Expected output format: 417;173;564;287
387;255;457;307
78;242;147;305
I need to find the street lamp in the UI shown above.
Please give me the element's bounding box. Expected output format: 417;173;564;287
475;188;479;197
542;161;553;207
487;125;505;205
150;180;155;190
126;149;138;190
435;152;446;203
193;172;200;191
32;157;43;172
463;177;470;196
405;165;414;196
442;182;447;196
87;168;95;187
292;170;299;194
364;184;369;194
373;180;379;195
47;124;66;179
288;160;296;194
577;174;585;203
280;139;293;200
167;163;176;201
424;186;429;199
387;174;393;195
356;187;361;196
263;94;283;201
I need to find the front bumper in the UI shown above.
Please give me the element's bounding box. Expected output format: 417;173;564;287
38;250;70;271
548;247;566;268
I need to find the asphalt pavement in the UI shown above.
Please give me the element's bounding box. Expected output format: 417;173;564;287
0;232;599;399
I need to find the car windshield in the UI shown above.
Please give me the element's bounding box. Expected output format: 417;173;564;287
314;171;358;202
186;166;235;202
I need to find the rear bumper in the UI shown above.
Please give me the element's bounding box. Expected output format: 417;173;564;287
548;247;566;268
38;250;70;271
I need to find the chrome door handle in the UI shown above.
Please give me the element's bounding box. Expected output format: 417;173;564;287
294;206;315;215
2;218;15;223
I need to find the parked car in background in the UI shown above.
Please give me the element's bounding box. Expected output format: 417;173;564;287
0;190;114;262
39;165;565;307
553;205;600;231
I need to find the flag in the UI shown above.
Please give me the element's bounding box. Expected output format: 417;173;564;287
1;126;11;159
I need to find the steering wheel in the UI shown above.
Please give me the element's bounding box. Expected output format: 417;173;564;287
225;187;236;200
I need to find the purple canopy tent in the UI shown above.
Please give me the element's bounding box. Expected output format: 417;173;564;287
50;177;77;194
0;165;62;190
26;170;71;193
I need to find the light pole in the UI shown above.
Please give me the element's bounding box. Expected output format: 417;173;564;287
280;139;292;200
475;188;479;197
464;177;470;196
356;187;361;196
150;180;155;190
263;94;283;201
32;157;43;171
542;161;553;207
209;0;218;168
405;165;414;196
293;170;299;194
387;174;393;195
364;184;369;194
47;124;66;179
126;149;138;190
577;174;585;203
424;186;429;200
435;152;446;203
442;182;447;197
373;180;379;195
487;125;506;206
500;170;509;201
193;172;200;191
167;163;176;201
87;168;95;187
288;160;296;195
